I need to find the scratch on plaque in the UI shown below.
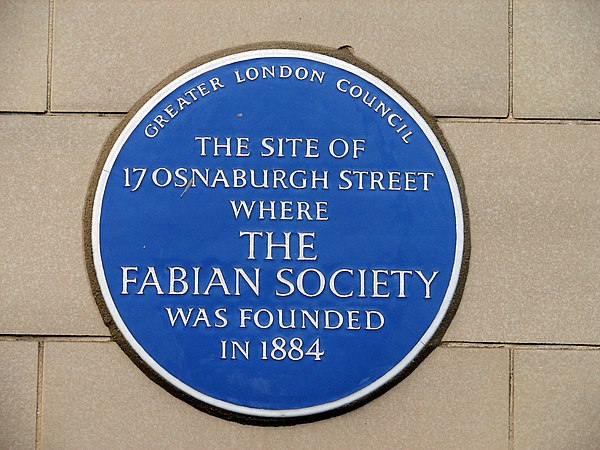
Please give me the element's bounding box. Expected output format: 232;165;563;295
180;177;193;198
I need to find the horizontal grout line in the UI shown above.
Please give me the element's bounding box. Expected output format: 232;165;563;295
0;334;112;342
437;116;600;125
440;341;600;350
0;111;127;116
0;111;126;117
0;111;599;124
48;111;127;116
0;111;48;115
1;334;599;350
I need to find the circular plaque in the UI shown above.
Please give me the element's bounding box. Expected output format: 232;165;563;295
85;43;469;425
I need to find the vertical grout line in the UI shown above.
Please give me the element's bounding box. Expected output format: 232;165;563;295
46;0;55;113
508;348;515;450
508;0;514;118
35;341;45;450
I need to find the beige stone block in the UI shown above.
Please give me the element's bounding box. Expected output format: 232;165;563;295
51;0;508;117
0;340;38;450
41;342;508;449
513;1;600;119
514;349;600;449
441;123;599;344
0;116;118;335
0;0;49;112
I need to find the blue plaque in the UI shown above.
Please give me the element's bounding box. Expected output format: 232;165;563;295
86;44;469;424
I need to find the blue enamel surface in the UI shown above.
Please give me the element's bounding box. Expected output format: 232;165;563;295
98;55;459;411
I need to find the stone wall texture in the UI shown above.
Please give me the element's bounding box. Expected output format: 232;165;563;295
0;1;598;448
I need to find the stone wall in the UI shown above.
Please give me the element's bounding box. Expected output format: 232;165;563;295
1;1;598;448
